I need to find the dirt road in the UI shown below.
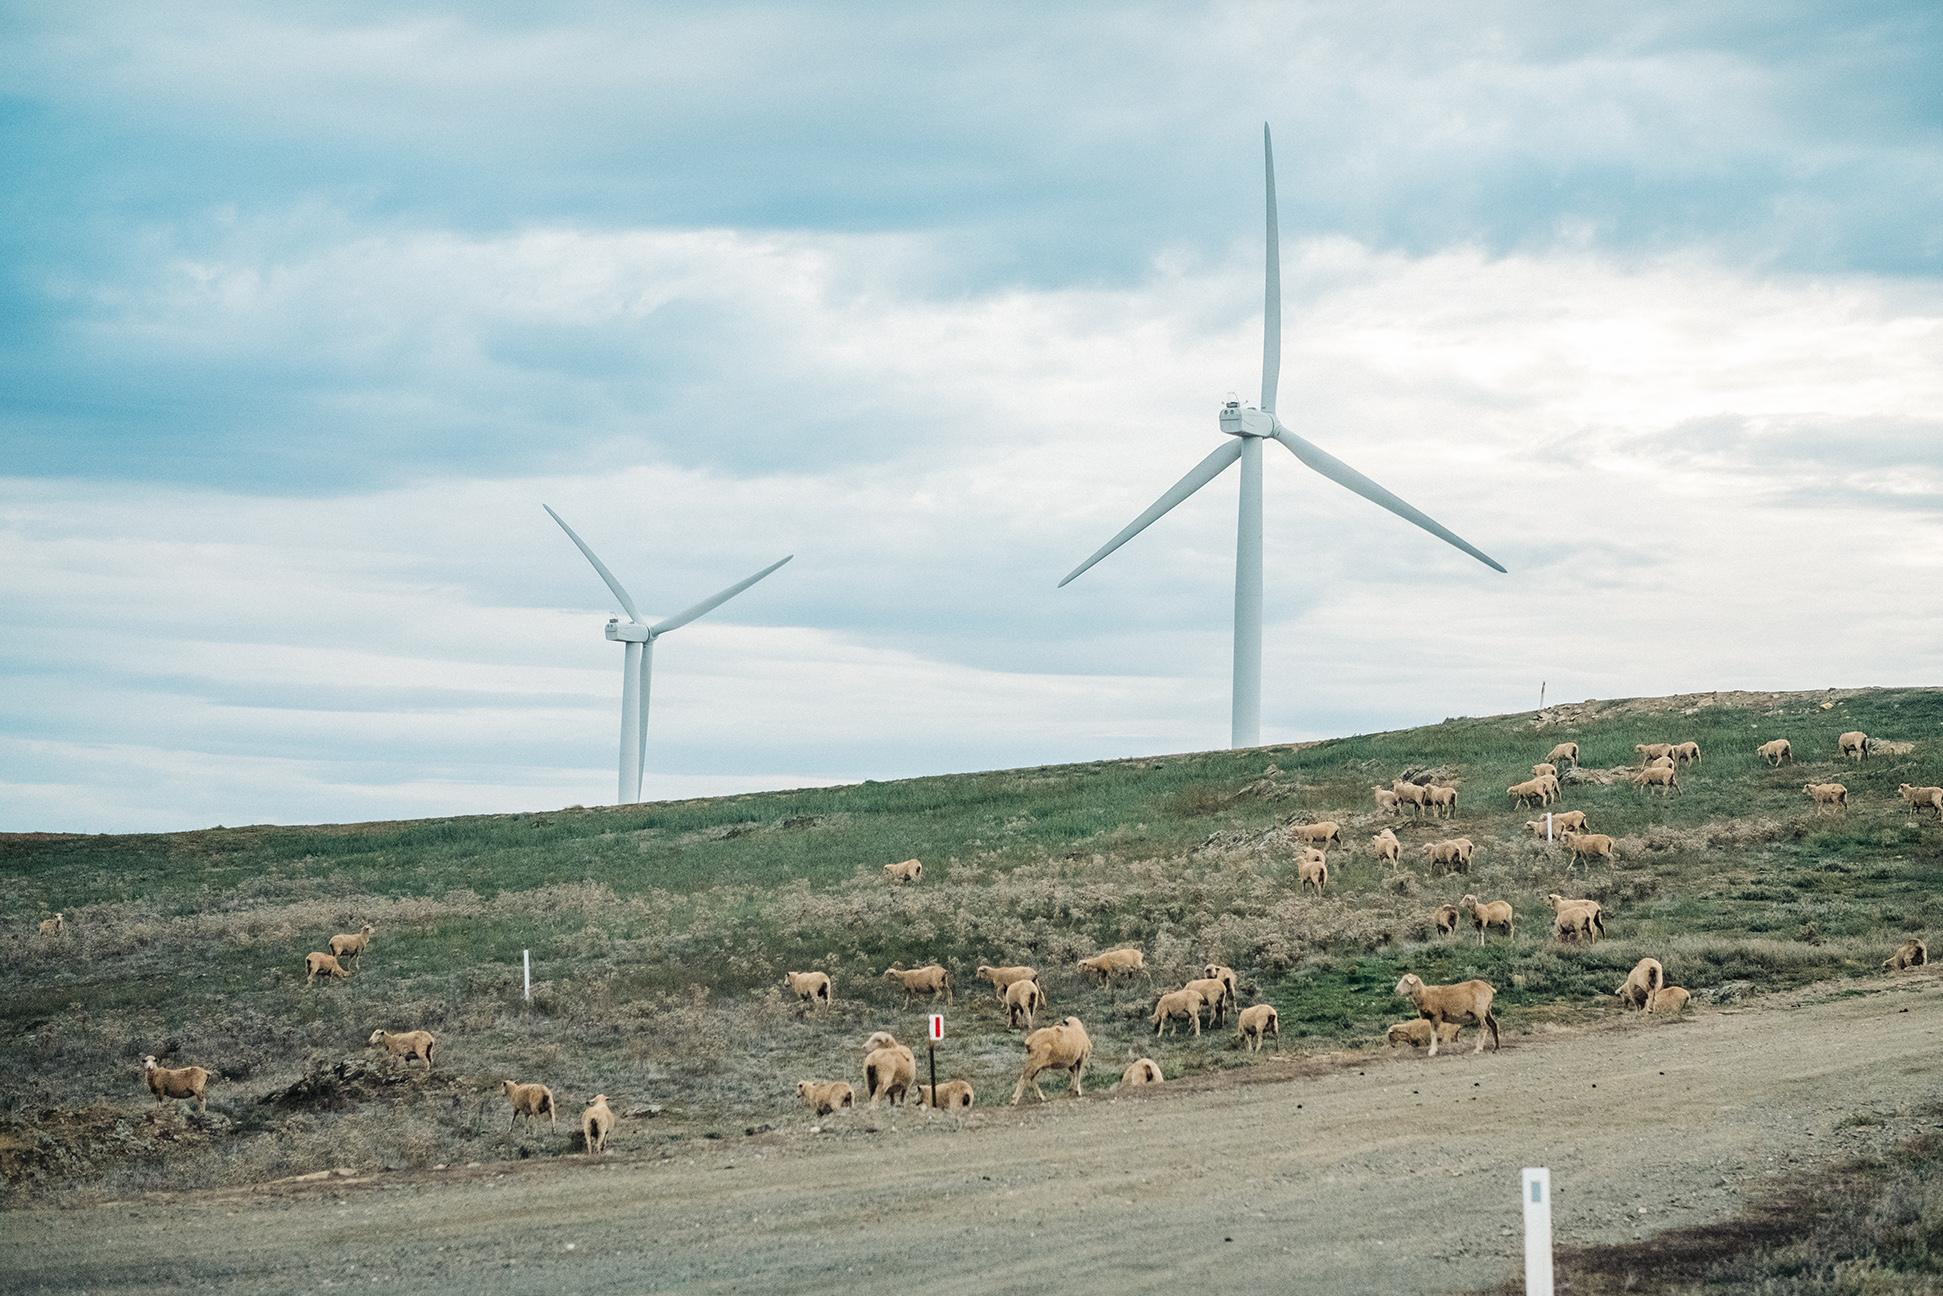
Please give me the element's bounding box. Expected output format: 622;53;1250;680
8;976;1943;1295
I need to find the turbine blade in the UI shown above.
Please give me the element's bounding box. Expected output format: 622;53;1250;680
1058;439;1244;587
544;505;643;622
1269;428;1507;573
650;555;793;635
1261;123;1281;415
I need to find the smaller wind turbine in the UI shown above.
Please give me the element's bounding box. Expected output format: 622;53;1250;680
544;505;791;805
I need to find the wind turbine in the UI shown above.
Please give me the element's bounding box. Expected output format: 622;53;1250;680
1059;125;1505;749
544;505;791;805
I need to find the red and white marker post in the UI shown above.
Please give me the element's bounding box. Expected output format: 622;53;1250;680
928;1013;944;1108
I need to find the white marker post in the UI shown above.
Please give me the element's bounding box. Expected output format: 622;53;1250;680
1546;811;1553;843
524;949;531;1002
928;1013;944;1109
1523;1167;1554;1296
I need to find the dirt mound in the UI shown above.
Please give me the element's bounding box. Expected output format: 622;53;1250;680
0;1104;228;1198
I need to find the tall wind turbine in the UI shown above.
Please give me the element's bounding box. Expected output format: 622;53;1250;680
545;505;791;805
1059;125;1505;749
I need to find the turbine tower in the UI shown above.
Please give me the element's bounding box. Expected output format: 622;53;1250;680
1059;125;1505;749
545;505;791;805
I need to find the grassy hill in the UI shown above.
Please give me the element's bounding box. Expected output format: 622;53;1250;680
3;685;1940;1201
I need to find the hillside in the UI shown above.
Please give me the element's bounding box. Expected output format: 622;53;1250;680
3;684;1940;1201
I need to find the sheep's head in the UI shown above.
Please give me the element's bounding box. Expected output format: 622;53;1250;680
368;1029;386;1044
143;1056;158;1070
1394;974;1424;996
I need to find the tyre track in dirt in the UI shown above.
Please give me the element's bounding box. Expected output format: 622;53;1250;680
7;975;1943;1295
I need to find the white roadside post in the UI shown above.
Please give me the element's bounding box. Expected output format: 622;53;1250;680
524;949;531;1002
1523;1167;1554;1295
1546;811;1553;843
928;1013;944;1109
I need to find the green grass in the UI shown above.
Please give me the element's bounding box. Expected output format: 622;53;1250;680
3;684;1941;1199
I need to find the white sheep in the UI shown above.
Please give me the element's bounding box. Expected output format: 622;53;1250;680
881;963;952;1005
1372;787;1401;816
1615;957;1664;1010
1120;1058;1163;1087
581;1094;614;1154
1078;949;1145;983
1532;763;1557;779
37;912;63;939
1391;780;1431;818
1011;1018;1093;1105
1560;831;1615;868
1459;894;1514;945
144;1056;213;1114
329;924;376;964
1671;742;1701;766
798;1079;855;1115
1385;1019;1460;1050
1885;939;1928;973
1898;786;1943;819
1632;765;1680;796
1839;731;1869;762
1370;828;1401;868
1004;978;1044;1031
367;1029;436;1070
1236;1004;1278;1052
782;971;833;1007
1432;904;1461;938
916;1080;975;1110
1151;988;1206;1037
304;952;350;985
1393;974;1500;1056
1291;821;1343;850
1297;849;1329;895
1758;738;1793;767
883;858;923;883
1545;742;1579;767
1803;782;1848;813
502;1079;557;1133
975;964;1038;1000
1644;986;1691;1015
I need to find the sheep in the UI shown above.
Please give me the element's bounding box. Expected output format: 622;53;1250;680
1532;763;1557;780
1011;1017;1093;1105
1535;772;1562;804
1885;938;1928;973
884;858;923;883
1432;904;1461;938
1645;987;1692;1016
1386;1020;1461;1050
304;951;350;985
581;1094;614;1154
1524;811;1589;837
1201;964;1239;1011
881;963;952;1006
1004;978;1044;1031
863;1030;903;1054
366;1028;436;1071
329;923;376;964
143;1056;213;1114
1182;977;1230;1028
1151;988;1206;1037
916;1080;975;1110
1803;782;1848;813
1372;787;1401;816
1632;765;1680;797
1297;849;1329;895
1424;785;1459;819
1458;894;1514;945
1546;894;1606;943
502;1079;557;1133
1839;731;1870;762
37;913;63;939
1291;820;1344;850
1671;742;1701;766
1393;974;1500;1056
1560;831;1615;868
1898;786;1943;818
1758;738;1793;767
1120;1058;1163;1087
1236;1004;1278;1052
1642;755;1675;771
1614;957;1664;1010
975;964;1038;1000
1370;828;1401;868
798;1080;856;1116
1424;838;1474;875
1507;778;1549;809
783;971;833;1007
864;1041;917;1108
1546;742;1580;767
1077;948;1146;983
1391;780;1431;819
1635;742;1674;765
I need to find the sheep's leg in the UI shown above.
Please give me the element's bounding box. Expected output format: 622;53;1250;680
1426;1021;1440;1058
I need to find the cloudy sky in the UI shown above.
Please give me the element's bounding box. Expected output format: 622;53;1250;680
4;2;1941;832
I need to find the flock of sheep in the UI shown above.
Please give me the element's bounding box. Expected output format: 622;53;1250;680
52;721;1939;1145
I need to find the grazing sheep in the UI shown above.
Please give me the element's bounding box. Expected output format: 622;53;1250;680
1386;1019;1461;1050
1632;765;1681;797
1885;938;1928;973
975;964;1038;1000
881;963;953;1006
783;971;833;1007
1236;1004;1279;1052
1291;821;1344;850
916;1080;975;1110
1425;785;1459;819
1372;787;1401;816
1644;987;1692;1016
1183;977;1230;1028
366;1029;437;1071
1546;894;1606;944
1671;742;1701;766
1524;811;1589;837
798;1080;855;1116
1839;731;1870;762
884;858;923;884
1459;894;1514;945
1546;742;1580;767
1151;988;1206;1037
329;924;376;964
502;1079;557;1133
1531;763;1557;780
1615;958;1664;1010
864;1042;917;1108
1424;838;1474;875
1004;978;1044;1031
1803;782;1848;813
1078;948;1146;983
1898;786;1943;819
1635;742;1674;765
1758;738;1793;767
1391;780;1431;819
304;952;350;985
1432;904;1461;938
1393;974;1500;1056
581;1094;614;1154
1642;755;1676;772
143;1056;213;1114
1120;1058;1163;1087
1370;828;1401;868
1507;778;1549;809
1297;850;1329;895
1202;964;1239;1010
37;913;63;939
1011;1017;1093;1105
863;1030;903;1054
1560;831;1615;868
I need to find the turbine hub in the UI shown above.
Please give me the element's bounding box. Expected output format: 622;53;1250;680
1219;401;1274;438
606;619;653;643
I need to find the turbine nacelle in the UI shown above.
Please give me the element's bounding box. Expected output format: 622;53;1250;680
1219;401;1275;438
605;619;653;643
